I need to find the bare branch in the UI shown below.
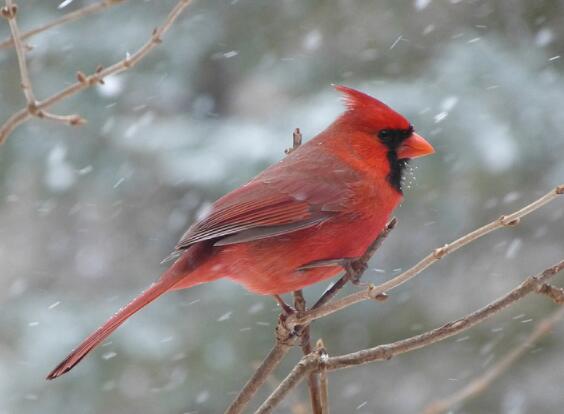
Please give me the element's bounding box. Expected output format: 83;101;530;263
1;0;96;134
285;128;302;154
0;0;125;50
2;0;35;103
326;260;564;369
293;290;322;414
257;260;564;412
225;343;291;414
35;111;86;126
289;185;564;329
537;283;564;304
0;0;193;144
255;351;321;414
316;339;329;414
422;306;564;414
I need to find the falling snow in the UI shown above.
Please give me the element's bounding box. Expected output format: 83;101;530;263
414;0;431;11
2;2;564;414
217;311;233;322
102;351;118;360
505;238;522;259
97;75;124;98
45;145;76;192
57;0;74;9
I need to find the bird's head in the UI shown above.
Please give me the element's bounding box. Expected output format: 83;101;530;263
334;85;435;193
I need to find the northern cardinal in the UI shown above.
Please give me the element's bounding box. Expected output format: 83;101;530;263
47;85;434;379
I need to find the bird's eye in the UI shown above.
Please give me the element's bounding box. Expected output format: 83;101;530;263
378;126;414;145
378;129;392;141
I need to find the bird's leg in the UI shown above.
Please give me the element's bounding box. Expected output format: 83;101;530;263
339;258;388;301
273;294;296;315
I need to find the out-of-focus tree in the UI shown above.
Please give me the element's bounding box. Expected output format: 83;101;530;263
0;1;563;413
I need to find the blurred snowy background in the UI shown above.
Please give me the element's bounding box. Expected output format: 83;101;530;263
1;0;563;413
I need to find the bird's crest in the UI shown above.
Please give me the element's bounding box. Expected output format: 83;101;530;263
334;84;410;131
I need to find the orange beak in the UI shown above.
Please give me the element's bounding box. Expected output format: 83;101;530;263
397;132;435;159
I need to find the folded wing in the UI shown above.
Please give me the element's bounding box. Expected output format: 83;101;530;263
173;153;359;252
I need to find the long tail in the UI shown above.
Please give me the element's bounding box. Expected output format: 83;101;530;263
46;243;211;380
46;280;173;380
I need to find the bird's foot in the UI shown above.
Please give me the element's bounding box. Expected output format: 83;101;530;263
340;258;368;285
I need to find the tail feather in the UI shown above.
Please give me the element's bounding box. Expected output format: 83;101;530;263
46;281;170;380
47;242;213;380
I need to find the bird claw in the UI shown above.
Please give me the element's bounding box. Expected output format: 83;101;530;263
341;258;368;284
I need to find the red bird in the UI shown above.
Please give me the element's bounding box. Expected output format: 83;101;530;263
47;85;434;379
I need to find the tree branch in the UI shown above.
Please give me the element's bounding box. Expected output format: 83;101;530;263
225;343;292;414
256;260;564;412
255;351;321;414
422;305;564;414
0;0;125;50
285;128;302;154
316;339;329;414
288;129;323;413
0;0;192;144
225;128;308;414
2;0;34;103
293;290;323;414
1;0;86;129
288;185;564;329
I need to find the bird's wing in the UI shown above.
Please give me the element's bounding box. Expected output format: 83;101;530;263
173;153;359;252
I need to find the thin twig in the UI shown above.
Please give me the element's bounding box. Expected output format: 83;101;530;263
316;339;329;414
294;290;322;414
422;305;564;414
285;128;302;154
36;111;86;126
536;283;564;304
0;0;193;144
225;343;291;414
289;185;564;329
255;352;321;414
2;0;35;103
256;260;564;412
0;0;125;50
1;0;85;127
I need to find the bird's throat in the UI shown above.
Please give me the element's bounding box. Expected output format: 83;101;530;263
386;150;408;194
